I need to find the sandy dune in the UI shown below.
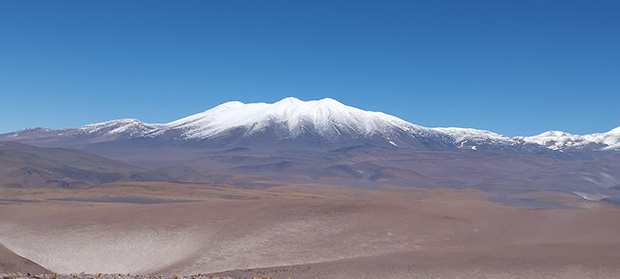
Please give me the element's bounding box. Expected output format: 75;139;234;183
1;182;619;278
0;244;50;274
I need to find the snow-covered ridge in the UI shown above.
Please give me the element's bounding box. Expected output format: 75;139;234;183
433;127;513;144
79;118;158;132
429;127;519;151
430;126;620;151
161;97;427;139
4;97;619;152
516;127;620;151
69;119;161;139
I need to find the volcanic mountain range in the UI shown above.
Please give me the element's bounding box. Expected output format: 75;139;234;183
4;97;620;152
1;97;619;206
2;97;620;278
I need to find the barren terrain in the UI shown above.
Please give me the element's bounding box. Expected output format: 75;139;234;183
1;181;619;278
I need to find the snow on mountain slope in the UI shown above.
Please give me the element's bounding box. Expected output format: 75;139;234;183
8;119;159;138
78;118;161;137
517;127;620;151
1;97;619;152
160;97;429;140
431;127;517;150
2;119;162;147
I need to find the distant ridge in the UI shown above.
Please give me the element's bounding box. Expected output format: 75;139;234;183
0;141;170;188
2;97;619;152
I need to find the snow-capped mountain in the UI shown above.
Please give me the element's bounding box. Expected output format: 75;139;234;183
2;97;620;206
4;97;618;152
161;97;426;140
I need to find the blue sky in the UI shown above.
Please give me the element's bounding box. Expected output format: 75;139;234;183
1;1;619;136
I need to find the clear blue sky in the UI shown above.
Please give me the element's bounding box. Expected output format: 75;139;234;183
1;1;619;136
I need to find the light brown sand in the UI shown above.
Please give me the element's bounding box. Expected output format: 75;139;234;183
1;182;619;278
0;243;50;274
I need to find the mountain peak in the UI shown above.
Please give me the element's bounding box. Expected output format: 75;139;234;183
163;97;416;140
0;97;618;152
607;126;620;134
275;96;304;104
211;100;246;110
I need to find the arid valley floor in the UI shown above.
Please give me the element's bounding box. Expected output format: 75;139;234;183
2;181;620;279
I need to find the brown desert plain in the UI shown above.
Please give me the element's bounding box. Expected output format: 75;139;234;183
1;180;620;279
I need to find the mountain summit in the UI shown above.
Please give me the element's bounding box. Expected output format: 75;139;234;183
2;97;618;152
161;97;424;141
